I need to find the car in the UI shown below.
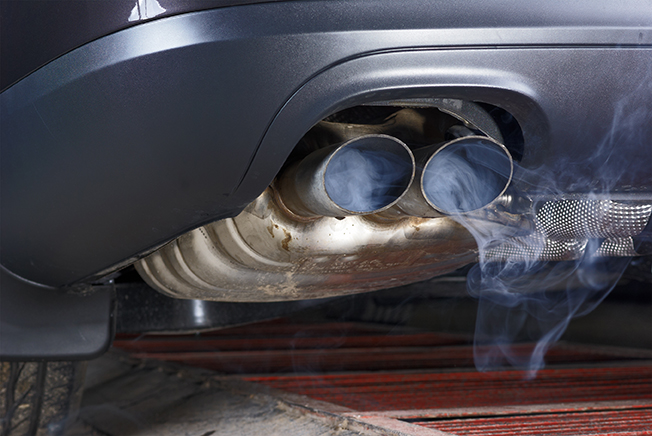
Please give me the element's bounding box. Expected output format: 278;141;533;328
1;0;651;434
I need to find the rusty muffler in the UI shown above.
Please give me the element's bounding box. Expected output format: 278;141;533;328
134;132;520;301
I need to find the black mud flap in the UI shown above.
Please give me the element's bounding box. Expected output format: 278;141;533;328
0;268;114;360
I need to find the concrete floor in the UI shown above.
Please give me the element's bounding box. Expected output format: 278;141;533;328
68;352;410;436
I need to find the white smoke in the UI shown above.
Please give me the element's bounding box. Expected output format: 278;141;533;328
426;82;651;377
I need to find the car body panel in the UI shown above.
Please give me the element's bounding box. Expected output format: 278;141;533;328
2;1;652;289
0;0;286;91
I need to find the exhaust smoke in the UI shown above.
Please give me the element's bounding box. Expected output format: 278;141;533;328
465;196;651;377
467;246;633;378
447;85;652;377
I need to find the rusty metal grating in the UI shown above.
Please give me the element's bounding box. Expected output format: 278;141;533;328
113;319;652;435
411;407;652;435
245;365;652;412
113;319;648;374
246;365;652;435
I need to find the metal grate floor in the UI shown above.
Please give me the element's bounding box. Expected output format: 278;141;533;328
114;319;648;374
245;366;652;411
412;407;652;436
112;319;652;435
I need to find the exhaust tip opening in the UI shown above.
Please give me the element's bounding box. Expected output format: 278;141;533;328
323;135;415;214
421;136;513;215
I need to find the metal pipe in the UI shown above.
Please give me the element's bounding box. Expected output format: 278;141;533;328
392;136;513;218
277;134;415;217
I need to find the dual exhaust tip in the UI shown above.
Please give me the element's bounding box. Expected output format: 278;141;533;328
278;134;513;219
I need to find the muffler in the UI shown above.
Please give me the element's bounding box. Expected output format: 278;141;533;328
277;134;415;217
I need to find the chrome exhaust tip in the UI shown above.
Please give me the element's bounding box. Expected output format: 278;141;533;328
423;136;513;215
394;136;513;217
277;134;415;217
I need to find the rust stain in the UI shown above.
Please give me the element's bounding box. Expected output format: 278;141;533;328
267;225;275;238
281;229;292;251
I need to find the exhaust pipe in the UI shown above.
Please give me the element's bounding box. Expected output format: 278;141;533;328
392;136;514;218
277;134;415;217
